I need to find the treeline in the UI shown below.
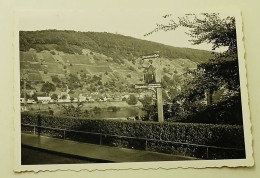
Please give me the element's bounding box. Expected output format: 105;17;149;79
20;30;213;63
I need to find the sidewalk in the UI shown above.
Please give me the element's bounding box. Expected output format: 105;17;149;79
22;133;197;163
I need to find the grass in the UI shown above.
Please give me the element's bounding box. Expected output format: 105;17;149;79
43;63;64;73
68;65;88;74
29;63;42;70
20;52;35;62
87;66;112;74
62;54;92;64
41;53;55;63
27;73;43;81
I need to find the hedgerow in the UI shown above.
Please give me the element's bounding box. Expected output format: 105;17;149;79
21;112;245;159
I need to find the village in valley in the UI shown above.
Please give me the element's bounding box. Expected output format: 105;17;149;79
19;36;202;121
19;31;233;122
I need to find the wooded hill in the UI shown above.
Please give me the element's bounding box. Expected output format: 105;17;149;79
20;30;213;64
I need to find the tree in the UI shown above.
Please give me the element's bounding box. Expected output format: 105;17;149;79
146;13;237;57
51;75;61;83
146;13;242;124
139;95;157;121
51;93;58;101
126;94;138;105
61;102;83;117
41;82;56;95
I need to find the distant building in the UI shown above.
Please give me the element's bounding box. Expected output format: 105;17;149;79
27;99;36;104
37;97;52;104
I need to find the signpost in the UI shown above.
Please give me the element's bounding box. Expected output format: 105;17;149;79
135;83;161;89
135;52;164;122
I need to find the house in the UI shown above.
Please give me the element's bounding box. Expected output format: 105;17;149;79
27;99;36;104
20;98;26;104
37;97;52;104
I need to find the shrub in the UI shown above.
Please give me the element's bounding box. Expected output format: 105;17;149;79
107;106;120;112
21;113;245;159
50;51;56;55
126;95;138;105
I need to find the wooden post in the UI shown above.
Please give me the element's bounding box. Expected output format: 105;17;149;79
155;59;164;122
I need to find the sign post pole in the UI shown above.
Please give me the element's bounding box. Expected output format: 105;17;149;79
155;59;164;122
136;52;164;122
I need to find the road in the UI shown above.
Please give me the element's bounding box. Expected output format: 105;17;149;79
22;146;105;165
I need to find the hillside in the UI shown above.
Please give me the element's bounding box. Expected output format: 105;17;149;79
19;30;213;101
20;30;213;64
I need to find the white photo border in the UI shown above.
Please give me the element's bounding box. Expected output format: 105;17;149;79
13;9;254;172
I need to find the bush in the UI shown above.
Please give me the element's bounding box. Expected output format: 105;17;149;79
126;95;138;105
50;51;56;55
21;113;245;159
107;106;120;112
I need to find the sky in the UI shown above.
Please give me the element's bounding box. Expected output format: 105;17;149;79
18;9;231;52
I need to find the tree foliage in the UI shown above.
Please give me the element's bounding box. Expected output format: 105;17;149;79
51;93;58;101
146;13;237;56
147;13;242;124
20;30;213;64
61;102;84;117
41;82;56;94
126;94;138;105
139;95;158;121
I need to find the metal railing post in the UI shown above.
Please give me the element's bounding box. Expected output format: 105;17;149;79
33;125;36;135
99;134;102;145
206;147;209;159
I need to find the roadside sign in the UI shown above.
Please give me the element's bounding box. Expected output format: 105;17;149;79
135;83;161;89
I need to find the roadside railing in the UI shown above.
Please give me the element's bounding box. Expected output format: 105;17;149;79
21;123;245;159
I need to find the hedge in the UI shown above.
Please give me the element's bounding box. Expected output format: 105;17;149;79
21;112;246;159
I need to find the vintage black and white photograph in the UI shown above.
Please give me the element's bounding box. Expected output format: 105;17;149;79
14;10;252;171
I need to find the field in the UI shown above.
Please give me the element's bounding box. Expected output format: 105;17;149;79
62;54;93;64
20;52;35;62
87;66;113;74
43;63;64;73
41;53;56;63
68;65;88;74
27;73;43;82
